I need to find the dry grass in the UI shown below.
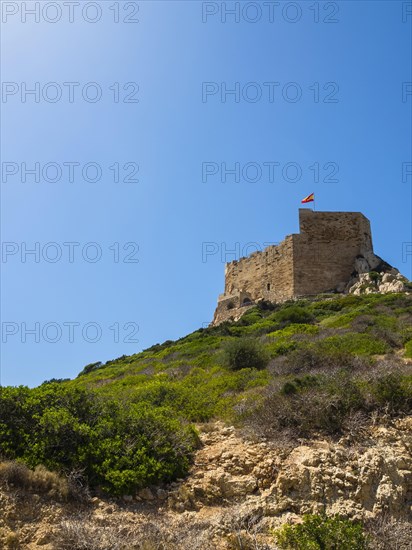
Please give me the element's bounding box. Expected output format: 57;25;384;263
223;508;277;550
56;520;134;550
0;460;88;501
366;515;412;550
56;515;217;550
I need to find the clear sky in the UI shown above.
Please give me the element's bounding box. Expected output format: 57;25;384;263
1;0;411;387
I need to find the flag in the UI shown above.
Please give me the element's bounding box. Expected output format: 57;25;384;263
301;193;315;204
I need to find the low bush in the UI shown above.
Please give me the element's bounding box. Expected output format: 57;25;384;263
56;519;138;550
0;461;76;500
280;347;366;375
224;338;269;371
280;375;319;396
77;362;103;377
370;372;411;411
274;513;369;549
316;333;389;356
405;339;412;358
275;306;315;327
369;271;381;283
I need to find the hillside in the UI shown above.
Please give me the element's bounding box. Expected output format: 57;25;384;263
1;292;412;548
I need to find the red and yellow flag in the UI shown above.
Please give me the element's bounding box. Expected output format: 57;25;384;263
301;193;315;204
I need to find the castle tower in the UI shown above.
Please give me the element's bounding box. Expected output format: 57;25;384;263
211;210;385;325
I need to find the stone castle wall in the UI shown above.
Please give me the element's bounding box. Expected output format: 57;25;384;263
224;236;295;302
293;210;374;296
212;210;377;325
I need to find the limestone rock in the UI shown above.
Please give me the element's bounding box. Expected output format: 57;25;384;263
156;488;168;500
347;270;408;296
137;488;155;501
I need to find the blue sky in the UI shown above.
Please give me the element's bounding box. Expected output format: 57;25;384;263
1;0;411;387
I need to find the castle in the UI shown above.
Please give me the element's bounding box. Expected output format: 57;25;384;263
212;209;402;325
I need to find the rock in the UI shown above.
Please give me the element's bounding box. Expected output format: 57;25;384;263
380;280;405;293
175;502;185;513
247;448;259;457
137;488;154;501
35;532;52;545
122;495;133;503
354;256;370;274
362;250;381;270
336;281;346;292
156;489;168;500
348;268;408;296
219;475;257;498
93;513;108;523
221;452;233;460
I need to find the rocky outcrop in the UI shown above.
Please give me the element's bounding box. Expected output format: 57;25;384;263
169;421;412;521
346;264;409;296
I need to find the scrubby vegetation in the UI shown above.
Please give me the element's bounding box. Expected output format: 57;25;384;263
0;293;411;497
0;385;198;495
224;337;269;371
274;513;369;549
0;460;77;501
245;354;411;439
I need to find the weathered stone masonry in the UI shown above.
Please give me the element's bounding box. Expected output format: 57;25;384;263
212;209;385;325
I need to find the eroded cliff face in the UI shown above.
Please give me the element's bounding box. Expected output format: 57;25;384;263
169;420;412;523
1;419;411;549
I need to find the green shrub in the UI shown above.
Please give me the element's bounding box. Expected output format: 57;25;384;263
143;340;175;353
224;338;269;371
276;306;315;326
281;381;298;395
268;340;298;357
281;375;320;395
405;340;412;358
268;324;319;338
369;271;381;283
370;372;411;411
316;333;389;356
235;309;263;327
274;514;369;549
77;362;103;377
256;300;278;311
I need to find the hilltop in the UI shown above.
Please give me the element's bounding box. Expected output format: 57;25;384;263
212;210;409;325
1;292;411;548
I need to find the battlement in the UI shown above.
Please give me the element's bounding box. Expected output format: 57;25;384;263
212;210;380;325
